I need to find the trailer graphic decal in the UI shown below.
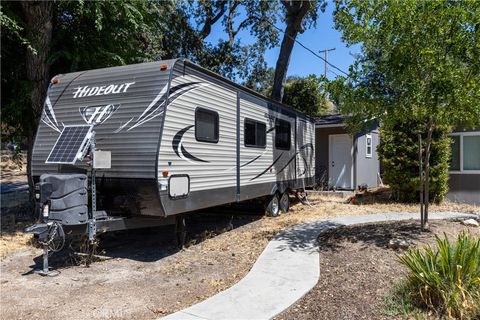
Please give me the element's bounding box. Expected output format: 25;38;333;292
275;143;314;177
42;80;209;134
250;153;284;181
127;81;207;132
172;125;209;163
80;104;120;125
249;143;313;180
73;81;135;99
41;96;61;133
299;156;308;176
266;127;275;134
240;154;263;168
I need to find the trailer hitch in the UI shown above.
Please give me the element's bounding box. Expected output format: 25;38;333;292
25;221;65;276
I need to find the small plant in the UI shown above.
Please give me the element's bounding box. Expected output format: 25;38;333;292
399;232;480;319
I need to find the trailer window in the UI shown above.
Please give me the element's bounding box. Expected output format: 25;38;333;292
195;108;219;143
275;119;291;150
244;119;266;148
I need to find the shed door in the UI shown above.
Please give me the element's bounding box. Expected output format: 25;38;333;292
329;134;353;189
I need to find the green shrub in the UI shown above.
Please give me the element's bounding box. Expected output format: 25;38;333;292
377;117;451;203
399;232;480;319
283;75;331;116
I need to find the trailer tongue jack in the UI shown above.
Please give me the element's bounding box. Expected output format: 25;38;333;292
25;128;101;276
25;128;179;275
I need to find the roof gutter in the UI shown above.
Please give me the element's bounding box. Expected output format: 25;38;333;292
315;123;345;128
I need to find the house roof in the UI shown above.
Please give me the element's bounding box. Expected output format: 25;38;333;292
314;114;345;127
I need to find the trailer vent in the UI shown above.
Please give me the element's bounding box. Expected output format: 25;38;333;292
168;175;190;199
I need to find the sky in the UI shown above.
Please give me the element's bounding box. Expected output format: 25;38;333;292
204;3;361;80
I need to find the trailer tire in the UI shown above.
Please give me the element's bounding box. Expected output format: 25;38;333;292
265;194;280;217
279;192;290;213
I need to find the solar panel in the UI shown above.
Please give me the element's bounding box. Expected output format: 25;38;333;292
46;125;93;164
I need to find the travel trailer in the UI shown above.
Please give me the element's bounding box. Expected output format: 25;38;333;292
26;58;315;274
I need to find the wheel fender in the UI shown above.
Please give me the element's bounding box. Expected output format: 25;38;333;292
270;184;279;196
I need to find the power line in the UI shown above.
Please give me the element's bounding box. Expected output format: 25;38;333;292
328;68;340;77
259;16;349;77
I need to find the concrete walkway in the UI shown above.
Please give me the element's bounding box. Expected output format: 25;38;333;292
161;211;477;320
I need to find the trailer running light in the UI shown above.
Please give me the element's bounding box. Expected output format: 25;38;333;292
42;204;50;218
51;78;60;84
160;65;168;71
162;171;169;177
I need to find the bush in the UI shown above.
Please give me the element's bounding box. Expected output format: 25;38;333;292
399;232;480;319
377;117;451;203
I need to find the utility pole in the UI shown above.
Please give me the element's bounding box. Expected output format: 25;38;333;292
318;48;336;78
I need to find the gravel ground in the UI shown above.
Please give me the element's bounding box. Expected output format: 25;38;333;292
275;219;480;320
0;213;265;320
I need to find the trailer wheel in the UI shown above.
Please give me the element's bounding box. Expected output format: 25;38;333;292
265;194;280;217
280;192;290;213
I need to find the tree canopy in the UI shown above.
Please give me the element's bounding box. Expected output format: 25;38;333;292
333;0;480;133
332;0;480;225
0;0;284;147
283;75;332;116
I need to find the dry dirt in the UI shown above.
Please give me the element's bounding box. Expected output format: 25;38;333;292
276;219;480;320
0;193;479;320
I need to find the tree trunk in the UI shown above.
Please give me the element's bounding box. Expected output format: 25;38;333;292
418;134;424;230
271;1;311;102
21;1;53;205
423;121;434;230
199;1;227;39
271;23;298;102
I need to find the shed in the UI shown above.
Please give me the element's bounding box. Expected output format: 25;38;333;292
315;114;380;190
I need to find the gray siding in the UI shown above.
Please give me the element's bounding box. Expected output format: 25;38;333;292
447;127;480;205
315;127;346;185
354;130;380;188
157;62;237;193
315;126;380;189
447;174;480;205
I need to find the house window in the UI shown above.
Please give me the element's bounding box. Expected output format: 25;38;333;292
195;108;219;143
449;132;480;173
275;118;291;150
244;119;266;148
463;136;480;170
366;133;372;158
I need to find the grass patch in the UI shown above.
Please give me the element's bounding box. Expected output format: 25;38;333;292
384;282;428;319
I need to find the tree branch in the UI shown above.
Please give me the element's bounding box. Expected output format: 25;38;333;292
227;0;243;46
200;1;227;39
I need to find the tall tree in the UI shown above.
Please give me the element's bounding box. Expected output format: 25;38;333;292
21;2;53;194
271;0;324;102
333;0;480;228
182;0;280;80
